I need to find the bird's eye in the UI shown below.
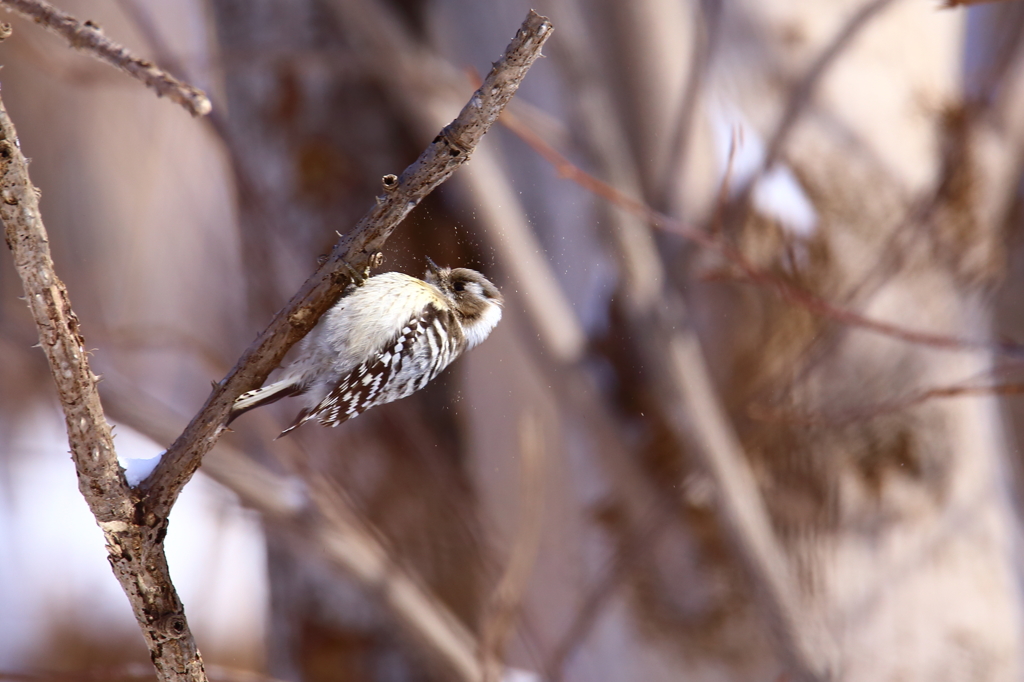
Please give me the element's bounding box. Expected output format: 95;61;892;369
452;280;466;292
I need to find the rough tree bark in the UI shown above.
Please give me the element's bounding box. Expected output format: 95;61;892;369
0;7;553;681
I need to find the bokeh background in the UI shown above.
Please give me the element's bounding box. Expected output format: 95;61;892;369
2;0;1024;680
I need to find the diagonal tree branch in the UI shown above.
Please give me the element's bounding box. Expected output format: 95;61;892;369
0;0;211;116
141;8;553;519
0;10;553;682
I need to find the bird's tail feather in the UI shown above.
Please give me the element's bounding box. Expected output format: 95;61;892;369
228;380;304;424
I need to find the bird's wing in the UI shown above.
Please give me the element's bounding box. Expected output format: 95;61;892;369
278;304;463;437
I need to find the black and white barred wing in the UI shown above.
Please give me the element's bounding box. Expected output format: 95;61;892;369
279;306;464;436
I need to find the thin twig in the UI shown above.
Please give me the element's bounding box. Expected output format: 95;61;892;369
752;380;1024;426
943;0;1022;7
0;0;211;116
500;108;1024;360
0;95;206;680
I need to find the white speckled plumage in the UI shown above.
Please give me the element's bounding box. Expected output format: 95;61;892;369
230;264;503;436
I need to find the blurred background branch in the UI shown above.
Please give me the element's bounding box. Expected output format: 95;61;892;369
0;6;552;682
0;0;211;115
479;413;546;682
2;1;1024;682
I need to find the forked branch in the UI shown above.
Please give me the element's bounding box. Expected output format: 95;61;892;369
0;87;206;682
0;9;553;682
